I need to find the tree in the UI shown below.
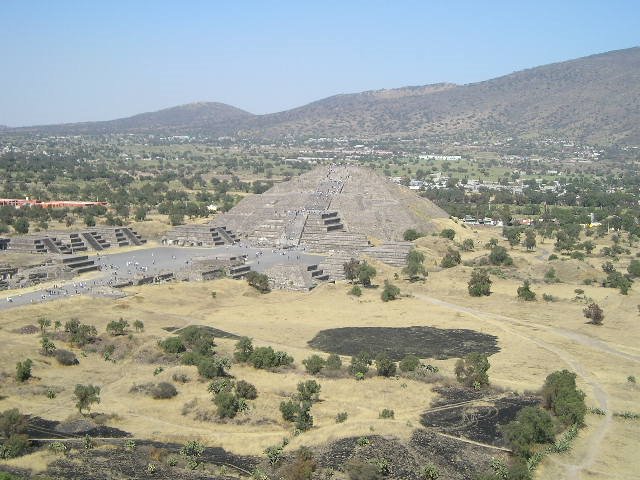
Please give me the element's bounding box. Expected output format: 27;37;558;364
403;229;422;241
501;406;555;458
581;240;596;254
234;336;254;362
37;317;51;334
375;353;397;377
583;303;604;325
169;213;184;226
159;337;186;354
468;269;492;297
454;353;490;388
357;262;376;287
40;337;56;356
440;248;461;268
235;380;258;400
628;259;640;278
303;355;326;375
325;353;342;371
503;227;522;248
403;249;426;281
381;280;400;302
74;384;101;414
15;359;32;382
488;245;513;266
349;351;372;376
343;258;361;281
439;228;455;240
84;215;96;227
106;318;129;336
13;218;29;234
133;320;145;332
214;391;242;418
296;380;321;402
0;409;26;438
246;271;270;293
524;229;537;251
399;354;420;372
134;207;147;221
604;271;632;294
541;370;586;426
517;280;536;301
197;356;231;379
461;238;474;251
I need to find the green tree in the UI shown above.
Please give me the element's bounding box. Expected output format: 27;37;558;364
381;280;400;302
37;317;51;334
468;269;492;297
403;229;423;241
296;380;321;402
106;318;129;336
440;248;461;268
197;356;231;379
84;215;96;227
246;271;270;293
15;359;32;382
399;354;421;372
133;320;145;332
302;355;326;375
524;229;537;251
349;351;373;376
357;262;377;287
375;353;397;377
439;228;455;240
517;280;536;301
40;336;56;356
454;353;490;388
501;406;555;458
74;384;101;414
628;259;640;278
234;336;254;362
488;245;513;266
461;238;475;251
403;249;427;281
13;218;29;234
325;353;342;371
541;370;586;426
583;302;604;325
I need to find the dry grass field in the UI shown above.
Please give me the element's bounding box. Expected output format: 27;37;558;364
1;224;639;479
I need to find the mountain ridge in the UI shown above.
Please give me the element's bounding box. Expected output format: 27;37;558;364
5;46;640;144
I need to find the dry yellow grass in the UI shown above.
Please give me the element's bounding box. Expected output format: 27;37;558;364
1;227;639;478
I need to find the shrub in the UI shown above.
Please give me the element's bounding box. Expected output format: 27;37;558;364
604;271;633;294
488;245;513;266
234;336;254;362
350;351;373;376
461;238;474;251
583;303;604;325
380;280;400;302
15;359;33;382
325;353;342;370
346;459;383;480
335;412;348;423
106;318;129;336
151;382;178;399
404;249;427;280
419;462;440;480
208;378;235;394
303;355;326;374
439;228;455;240
399;354;421;372
544;268;559;283
517;280;536;301
297;380;321;403
40;336;56;356
133;320;145;332
542;370;586;426
159;337;186;354
65;319;97;346
0;434;30;459
197;356;231;379
279;400;299;422
440;248;461;268
375;353;397;377
0;409;26;438
236;380;258;400
249;346;293;369
295;402;314;431
403;229;423;241
74;384;101;414
350;285;362;297
357;262;377;287
279;447;317;480
214;391;242;418
501;406;555;458
246;271;270;293
542;293;555;302
455;353;490;388
468;269;492;297
379;408;395;419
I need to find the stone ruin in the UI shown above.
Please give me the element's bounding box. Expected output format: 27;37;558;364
208;165;445;279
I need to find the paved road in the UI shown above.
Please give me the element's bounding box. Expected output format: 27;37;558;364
1;244;324;310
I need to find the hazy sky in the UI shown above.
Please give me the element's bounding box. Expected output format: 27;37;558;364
1;0;639;126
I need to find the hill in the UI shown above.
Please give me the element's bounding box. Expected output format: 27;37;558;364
13;102;254;135
5;47;640;144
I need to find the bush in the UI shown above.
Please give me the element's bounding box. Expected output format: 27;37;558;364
325;353;342;370
297;380;321;402
335;412;348;423
207;378;234;395
403;229;423;241
357;262;377;287
501;406;555;458
236;380;258;400
468;269;492;297
379;408;395;419
65;319;97;346
542;370;586;426
0;434;30;459
214;391;242;418
440;248;461;268
350;351;373;376
461;238;474;251
439;228;455;240
488;245;513;266
0;409;26;439
542;293;555;302
350;285;362;297
279;400;299;422
375;353;397;377
74;384;101;414
234;336;254;362
604;271;633;294
517;280;536;301
380;280;400;302
404;249;427;280
455;353;490;388
249;346;293;369
303;355;326;375
399;354;421;372
53;349;78;366
159;337;186;354
346;459;383;480
583;303;604;325
15;359;32;382
151;382;178;399
197;356;230;379
106;318;129;336
40;336;56;355
246;271;270;293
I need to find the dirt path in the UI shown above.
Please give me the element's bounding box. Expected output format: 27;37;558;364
412;293;614;480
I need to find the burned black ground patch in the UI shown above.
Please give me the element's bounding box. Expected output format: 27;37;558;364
308;326;499;361
421;394;540;446
25;416;130;439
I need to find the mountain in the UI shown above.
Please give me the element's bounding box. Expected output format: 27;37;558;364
13;102;254;135
247;47;640;144
5;47;640;144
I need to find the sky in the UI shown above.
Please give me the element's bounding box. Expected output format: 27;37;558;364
1;0;639;126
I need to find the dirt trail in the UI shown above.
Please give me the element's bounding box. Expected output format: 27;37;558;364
413;293;614;480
